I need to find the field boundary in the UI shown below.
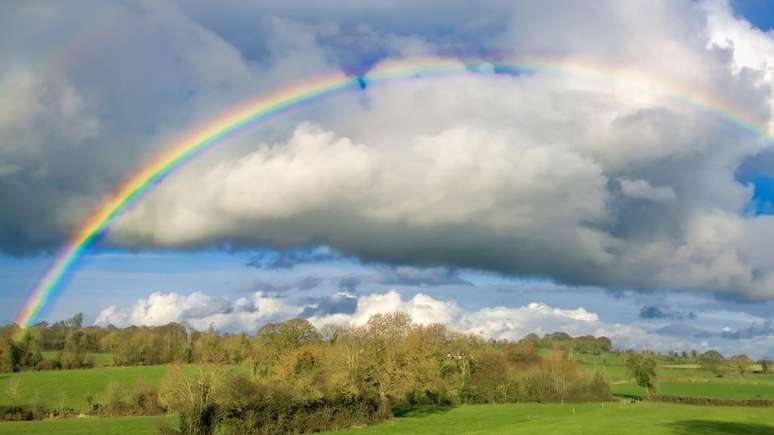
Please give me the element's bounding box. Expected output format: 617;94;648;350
617;394;774;407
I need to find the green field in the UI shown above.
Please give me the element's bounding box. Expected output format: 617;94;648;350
0;415;174;435
0;366;169;411
2;402;773;435
612;379;774;400
578;352;774;401
324;402;774;435
0;353;771;434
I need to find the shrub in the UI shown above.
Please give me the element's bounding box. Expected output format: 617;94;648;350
35;358;60;371
98;381;128;416
131;382;164;415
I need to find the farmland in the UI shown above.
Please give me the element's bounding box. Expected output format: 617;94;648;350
0;366;169;412
0;330;771;435
1;402;772;435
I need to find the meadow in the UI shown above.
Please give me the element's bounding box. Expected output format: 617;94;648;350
0;415;174;435
579;352;774;400
1;402;772;435
0;366;169;411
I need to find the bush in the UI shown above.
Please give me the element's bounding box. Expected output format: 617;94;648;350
34;358;60;371
98;381;128;416
131;382;164;415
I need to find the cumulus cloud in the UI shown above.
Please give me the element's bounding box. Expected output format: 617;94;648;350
95;291;302;331
618;178;677;203
7;0;774;304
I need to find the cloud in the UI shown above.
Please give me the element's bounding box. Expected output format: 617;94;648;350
95;290;302;332
618;178;677;203
721;320;774;339
251;275;324;294
337;276;362;292
639;305;697;320
655;324;713;339
373;266;473;287
299;292;358;317
7;0;774;304
246;247;340;269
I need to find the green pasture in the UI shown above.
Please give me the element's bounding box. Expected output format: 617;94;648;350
3;402;774;435
0;366;169;412
0;415;174;435
325;402;774;434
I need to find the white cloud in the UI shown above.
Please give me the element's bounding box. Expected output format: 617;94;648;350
618;178;677;202
704;0;774;134
95;290;302;332
94;305;127;327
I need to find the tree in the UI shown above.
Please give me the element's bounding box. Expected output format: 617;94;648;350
730;354;752;377
699;350;727;376
761;359;771;374
60;329;88;369
624;352;657;397
160;365;225;435
0;339;20;372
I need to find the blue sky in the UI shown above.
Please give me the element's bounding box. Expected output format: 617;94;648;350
4;0;774;357
732;0;774;30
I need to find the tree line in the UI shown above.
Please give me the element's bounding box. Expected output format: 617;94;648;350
0;313;614;372
0;313;616;433
153;313;613;435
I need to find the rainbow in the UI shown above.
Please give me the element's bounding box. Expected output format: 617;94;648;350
15;56;771;327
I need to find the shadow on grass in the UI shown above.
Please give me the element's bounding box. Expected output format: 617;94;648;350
391;405;452;418
666;419;774;435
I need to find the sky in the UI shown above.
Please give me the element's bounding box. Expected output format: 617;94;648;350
3;0;774;357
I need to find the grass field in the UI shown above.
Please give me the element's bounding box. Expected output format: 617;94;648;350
577;352;774;400
2;402;773;435
0;352;770;434
612;380;774;400
0;415;175;435
325;402;774;435
0;366;169;411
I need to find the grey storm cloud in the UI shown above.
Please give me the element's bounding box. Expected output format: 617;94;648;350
640;306;697;321
246;248;339;269
374;266;473;287
8;0;774;302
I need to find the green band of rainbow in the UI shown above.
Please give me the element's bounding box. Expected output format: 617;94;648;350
15;56;771;327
